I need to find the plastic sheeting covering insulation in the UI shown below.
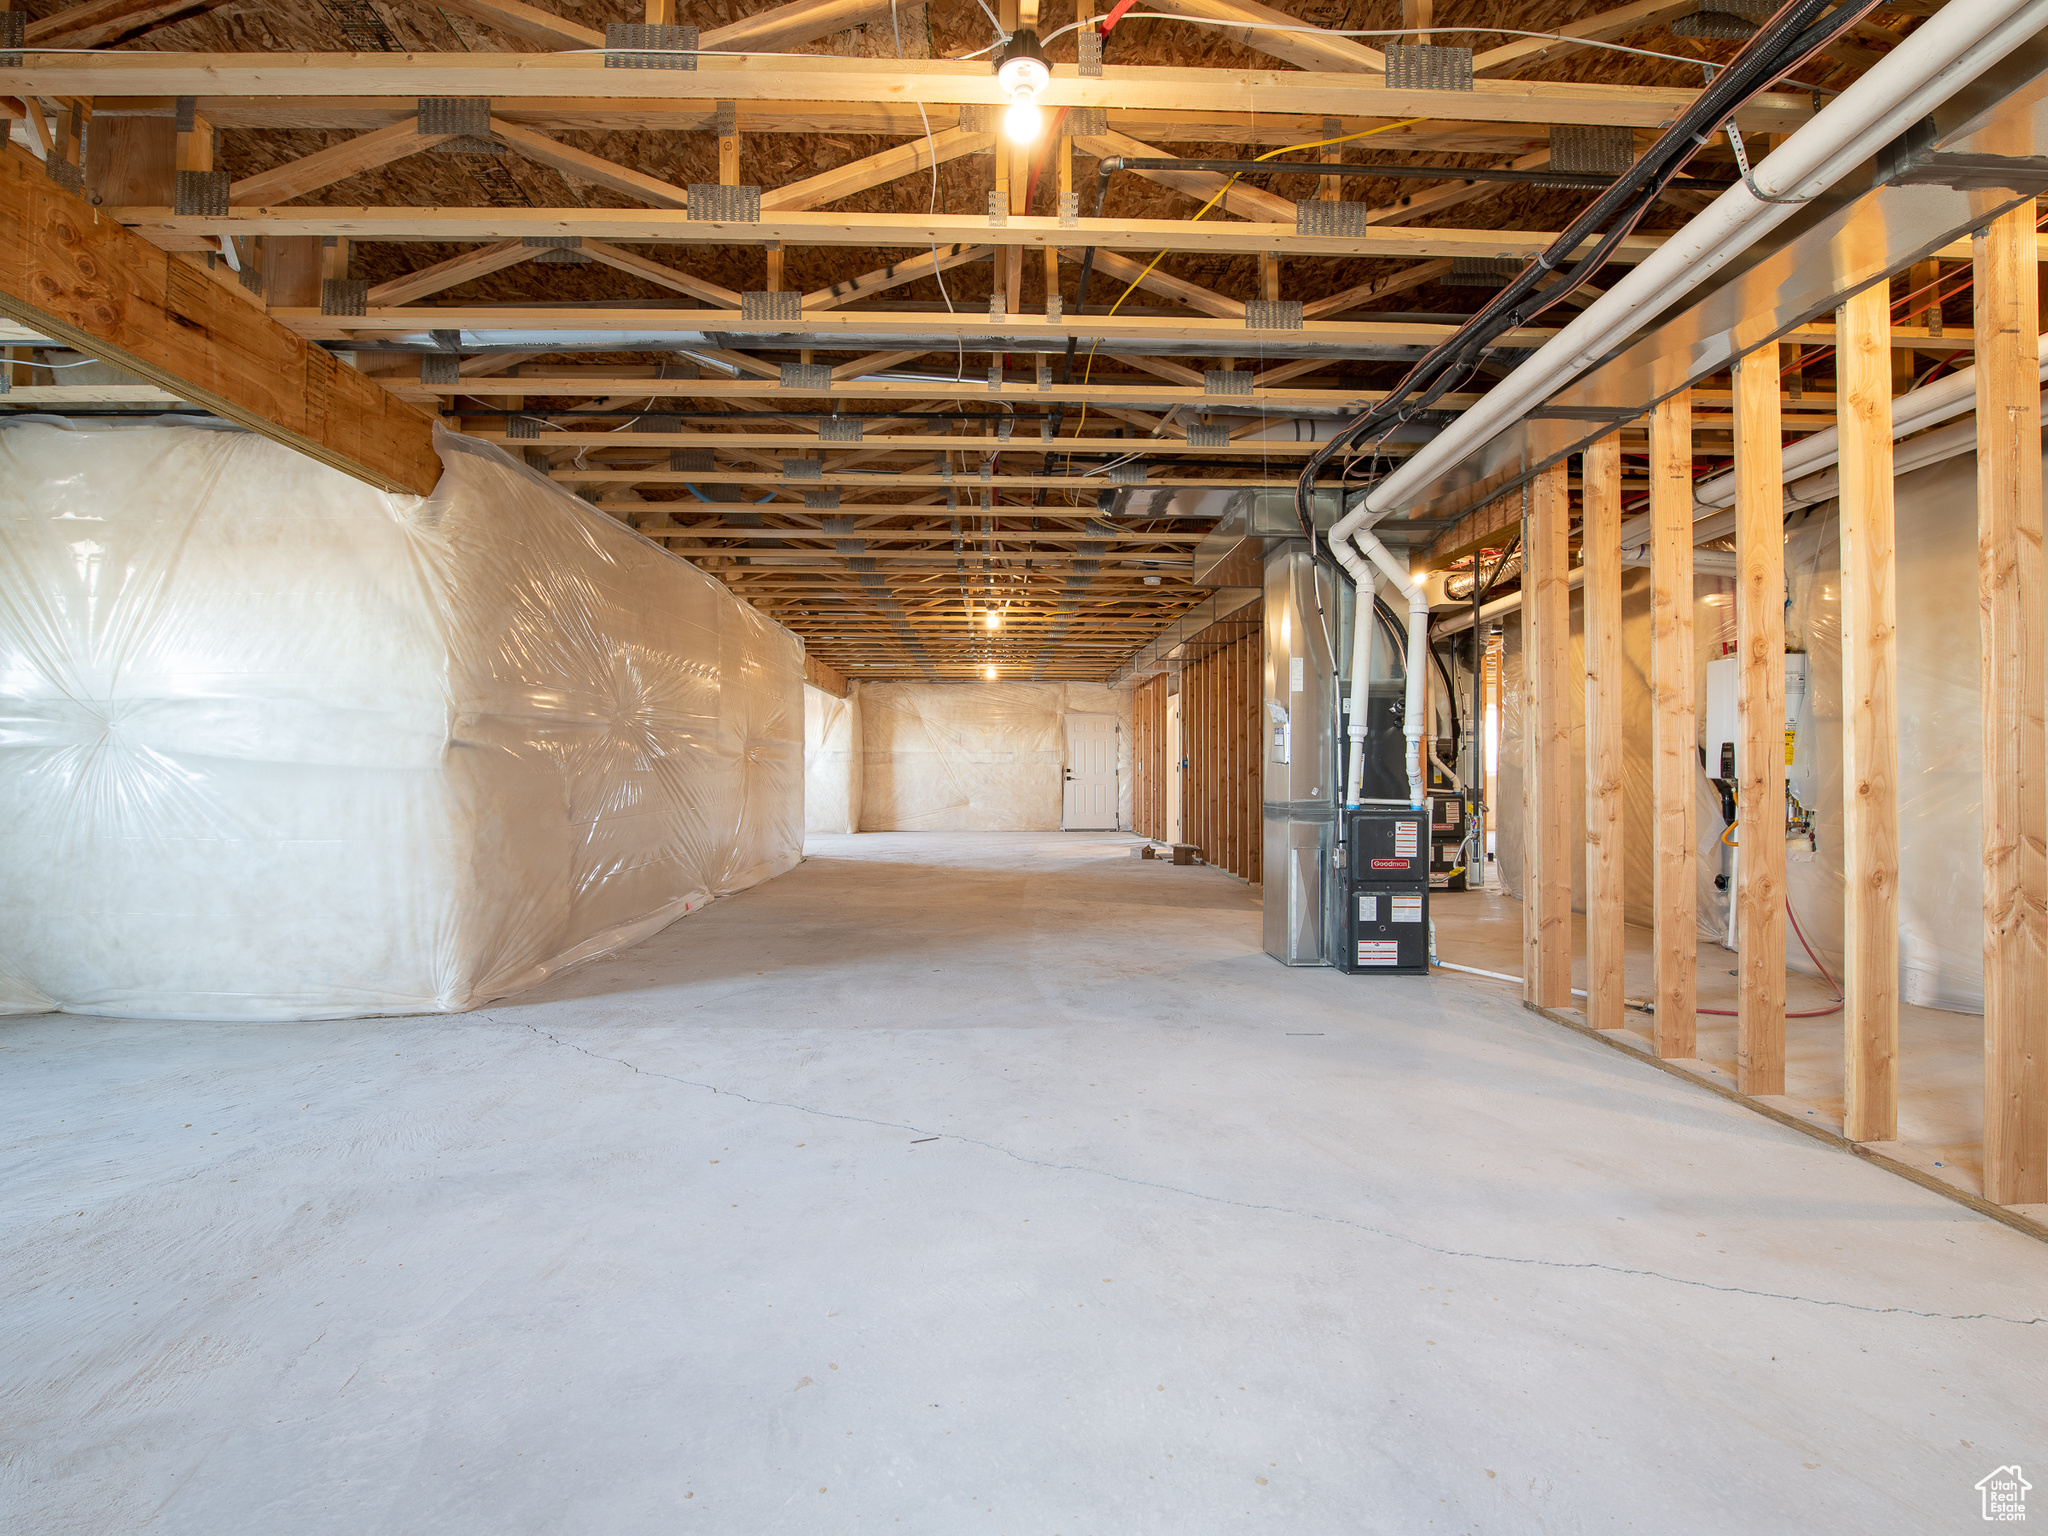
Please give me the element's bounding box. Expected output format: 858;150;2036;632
1491;443;2010;1014
856;682;1132;832
1493;579;1731;942
804;683;862;836
0;421;803;1020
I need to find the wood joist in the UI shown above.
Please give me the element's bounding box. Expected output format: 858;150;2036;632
0;57;1818;131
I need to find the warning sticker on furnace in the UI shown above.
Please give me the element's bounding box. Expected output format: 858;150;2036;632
1357;893;1378;923
1391;895;1423;924
1393;822;1419;858
1357;941;1399;966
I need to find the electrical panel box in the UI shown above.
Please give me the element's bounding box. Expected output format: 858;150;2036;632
1336;807;1429;975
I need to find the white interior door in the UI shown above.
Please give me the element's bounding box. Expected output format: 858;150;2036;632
1062;713;1120;830
1164;694;1182;844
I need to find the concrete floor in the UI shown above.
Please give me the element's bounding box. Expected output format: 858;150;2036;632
5;831;2046;1535
1429;879;2019;1204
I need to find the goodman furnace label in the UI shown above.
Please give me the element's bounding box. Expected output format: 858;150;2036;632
1394;821;1419;858
1391;895;1423;924
1357;941;1400;966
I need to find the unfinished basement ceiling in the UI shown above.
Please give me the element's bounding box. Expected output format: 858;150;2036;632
0;0;1938;679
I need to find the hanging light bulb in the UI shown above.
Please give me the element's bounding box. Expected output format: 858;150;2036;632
996;31;1050;145
985;664;999;680
1004;96;1041;145
985;609;1002;630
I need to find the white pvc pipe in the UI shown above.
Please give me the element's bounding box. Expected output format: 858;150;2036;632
1329;0;2048;556
1356;531;1429;807
1336;543;1377;807
1686;337;2048;514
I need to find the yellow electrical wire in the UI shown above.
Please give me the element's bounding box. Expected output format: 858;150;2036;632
1071;116;1433;440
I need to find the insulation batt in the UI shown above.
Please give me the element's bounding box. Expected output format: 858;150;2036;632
0;421;803;1020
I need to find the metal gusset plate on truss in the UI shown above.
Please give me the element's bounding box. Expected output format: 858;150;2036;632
1205;369;1253;396
603;22;698;67
1383;44;1472;92
175;169;228;216
320;278;369;316
690;184;761;222
524;236;589;263
1296;201;1370;239
1245;301;1303;330
740;290;800;321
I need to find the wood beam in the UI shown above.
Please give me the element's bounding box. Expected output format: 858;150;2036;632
486;118;689;208
1584;431;1625;1035
1073;130;1296;224
1650;390;1696;1059
1525;458;1572;1010
428;0;603;51
365;238;530;306
0;147;437;494
699;0;899;53
107;205;1675;265
759;127;993;214
1099;354;1210;388
0;58;1816;135
1734;348;1786;1097
1836;281;1899;1144
802;653;851;697
24;0;235;48
290;304;1559;353
581;239;743;307
1471;0;1702;78
1977;202;2048;1206
1135;0;1386;74
398;369;1482;413
803;243;993;311
1300;258;1452;320
1368;149;1551;229
229;121;452;207
828;349;928;381
1059;247;1244;319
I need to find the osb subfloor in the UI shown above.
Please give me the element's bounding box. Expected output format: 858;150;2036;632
1430;876;2037;1219
5;832;2046;1535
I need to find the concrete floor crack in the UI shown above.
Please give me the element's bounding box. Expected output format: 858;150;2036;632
501;1017;2048;1328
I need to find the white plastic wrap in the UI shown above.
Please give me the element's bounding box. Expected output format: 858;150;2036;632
1494;574;1730;939
857;681;1132;832
1493;447;2000;1014
1780;451;1991;1012
0;420;803;1020
804;682;862;835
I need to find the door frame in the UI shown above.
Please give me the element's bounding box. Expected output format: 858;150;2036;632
1060;711;1121;831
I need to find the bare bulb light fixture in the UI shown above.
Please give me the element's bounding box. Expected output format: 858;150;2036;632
984;664;999;680
985;610;1002;630
996;31;1050;144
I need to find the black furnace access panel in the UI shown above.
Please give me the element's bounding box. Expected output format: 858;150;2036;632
1336;807;1430;975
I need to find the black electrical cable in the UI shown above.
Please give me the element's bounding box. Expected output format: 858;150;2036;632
1292;0;1881;549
